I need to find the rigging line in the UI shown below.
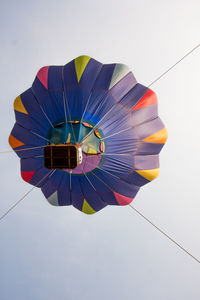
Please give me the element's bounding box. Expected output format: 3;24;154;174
62;91;68;122
91;171;114;192
61;67;68;122
61;68;77;143
0;170;55;222
80;93;92;124
85;160;121;180
101;127;132;140
30;130;50;142
102;153;132;157
80;65;104;124
80;86;135;144
0;145;46;154
83;172;96;191
129;204;200;264
31;88;54;128
148;43;200;87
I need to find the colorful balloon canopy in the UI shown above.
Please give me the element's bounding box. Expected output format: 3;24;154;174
9;55;167;214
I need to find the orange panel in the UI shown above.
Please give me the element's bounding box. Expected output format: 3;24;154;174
9;134;24;149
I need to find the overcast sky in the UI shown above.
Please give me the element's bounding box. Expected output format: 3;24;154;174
0;0;200;299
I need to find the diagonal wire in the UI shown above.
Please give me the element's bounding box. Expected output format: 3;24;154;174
91;166;200;264
0;145;46;154
81;43;200;144
148;43;200;87
129;204;200;264
0;170;55;222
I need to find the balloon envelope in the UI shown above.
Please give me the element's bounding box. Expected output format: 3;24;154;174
9;55;167;214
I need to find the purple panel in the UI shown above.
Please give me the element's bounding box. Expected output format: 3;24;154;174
130;103;158;127
134;117;165;140
136;141;165;155
110;72;137;100
101;154;134;178
134;155;159;170
98;105;131;137
66;153;102;174
105;129;138;155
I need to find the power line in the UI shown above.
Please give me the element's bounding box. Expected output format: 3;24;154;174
129;204;200;264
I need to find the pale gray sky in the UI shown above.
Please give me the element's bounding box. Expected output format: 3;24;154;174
0;0;200;299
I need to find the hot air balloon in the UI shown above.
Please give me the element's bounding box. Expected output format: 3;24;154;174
9;55;167;214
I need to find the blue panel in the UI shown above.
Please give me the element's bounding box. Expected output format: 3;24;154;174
119;83;148;109
79;58;102;88
71;176;84;211
79;176;107;211
21;157;43;172
14;111;31;130
57;173;71;205
48;66;63;90
86;172;119;205
94;64;115;90
63;60;77;87
29;167;51;188
42;179;57;199
32;78;48;103
92;169;140;199
124;172;149;186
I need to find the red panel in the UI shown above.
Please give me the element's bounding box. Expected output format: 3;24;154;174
21;171;36;183
114;191;133;206
37;66;49;89
132;89;157;111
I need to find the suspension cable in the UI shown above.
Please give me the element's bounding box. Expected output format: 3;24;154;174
129;204;200;264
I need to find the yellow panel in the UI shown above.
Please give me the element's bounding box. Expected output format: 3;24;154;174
75;55;91;83
136;168;160;181
82;199;96;214
87;147;98;154
14;96;28;114
142;128;168;144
